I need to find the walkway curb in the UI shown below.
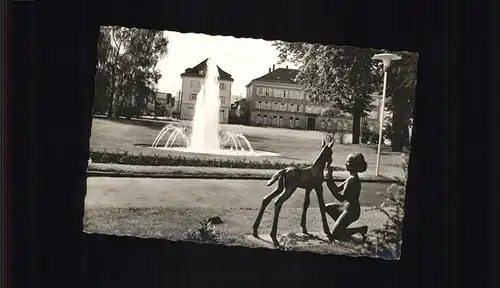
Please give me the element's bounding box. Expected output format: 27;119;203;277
86;170;399;184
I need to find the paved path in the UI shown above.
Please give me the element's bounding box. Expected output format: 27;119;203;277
86;177;391;209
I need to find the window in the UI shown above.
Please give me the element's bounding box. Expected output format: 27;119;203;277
289;103;295;112
279;117;284;126
274;90;282;98
298;92;304;100
256;114;261;124
263;115;268;124
289;117;294;127
247;88;252;98
258;88;264;96
306;105;313;113
296;105;302;112
190;80;200;88
273;102;279;110
220;83;226;90
283;90;287;98
187;107;194;116
264;101;270;109
220;96;226;105
281;103;286;111
295;118;300;127
256;100;262;109
265;88;270;96
272;116;278;125
190;93;197;101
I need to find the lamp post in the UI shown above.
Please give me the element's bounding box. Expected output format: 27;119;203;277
372;53;402;176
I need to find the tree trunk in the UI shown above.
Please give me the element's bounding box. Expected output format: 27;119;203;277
351;111;361;144
402;123;410;147
391;109;405;152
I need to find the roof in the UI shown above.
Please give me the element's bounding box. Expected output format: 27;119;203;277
246;68;299;87
180;58;233;81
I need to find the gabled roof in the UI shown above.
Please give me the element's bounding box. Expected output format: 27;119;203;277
180;58;234;81
246;68;299;87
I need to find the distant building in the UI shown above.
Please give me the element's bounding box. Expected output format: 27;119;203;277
179;59;234;124
245;65;328;130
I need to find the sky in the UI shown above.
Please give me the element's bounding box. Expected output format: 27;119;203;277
156;31;298;97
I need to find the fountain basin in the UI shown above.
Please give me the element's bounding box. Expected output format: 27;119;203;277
154;147;280;157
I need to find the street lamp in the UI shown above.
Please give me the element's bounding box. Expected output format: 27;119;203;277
372;53;402;176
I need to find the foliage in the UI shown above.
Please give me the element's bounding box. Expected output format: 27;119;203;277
89;150;346;170
360;121;372;144
273;42;381;144
229;98;250;125
183;219;223;244
370;153;408;258
94;27;169;118
382;116;393;141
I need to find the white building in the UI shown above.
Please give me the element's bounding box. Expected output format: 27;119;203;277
179;59;234;124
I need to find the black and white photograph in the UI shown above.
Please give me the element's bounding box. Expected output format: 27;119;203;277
85;27;418;260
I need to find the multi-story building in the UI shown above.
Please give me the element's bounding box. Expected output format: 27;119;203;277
245;65;328;130
246;65;384;133
179;58;234;124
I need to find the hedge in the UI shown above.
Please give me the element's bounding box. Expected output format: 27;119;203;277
89;150;345;171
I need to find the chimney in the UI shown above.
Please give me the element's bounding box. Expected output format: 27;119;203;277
268;67;271;73
272;64;275;71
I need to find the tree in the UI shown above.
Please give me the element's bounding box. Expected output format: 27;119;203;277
273;42;381;144
384;52;418;152
95;27;169;118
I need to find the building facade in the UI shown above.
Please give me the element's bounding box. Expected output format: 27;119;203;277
179;59;234;124
245;66;328;130
246;65;384;133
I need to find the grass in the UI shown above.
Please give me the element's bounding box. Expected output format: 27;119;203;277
90;118;406;178
84;206;390;257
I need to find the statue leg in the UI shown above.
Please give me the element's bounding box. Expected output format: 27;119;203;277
270;187;296;246
252;178;284;237
331;211;367;240
300;189;312;234
314;185;334;240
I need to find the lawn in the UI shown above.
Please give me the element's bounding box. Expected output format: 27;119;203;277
84;177;401;258
90;117;406;178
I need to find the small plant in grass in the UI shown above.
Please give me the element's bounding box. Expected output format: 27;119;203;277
368;153;408;258
89;149;346;171
183;219;223;244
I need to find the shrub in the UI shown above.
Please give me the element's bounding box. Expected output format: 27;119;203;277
360;121;372;144
369;132;380;145
369;153;408;258
88;149;346;171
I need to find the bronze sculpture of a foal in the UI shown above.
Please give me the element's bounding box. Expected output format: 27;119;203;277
252;139;335;246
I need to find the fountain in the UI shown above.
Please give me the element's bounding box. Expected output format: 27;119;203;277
150;59;279;157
